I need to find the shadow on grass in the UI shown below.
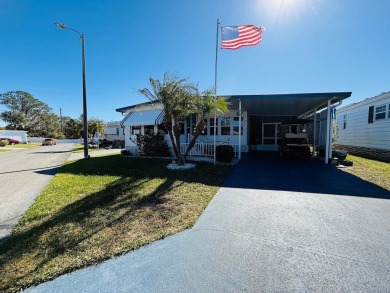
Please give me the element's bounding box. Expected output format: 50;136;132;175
58;154;227;186
0;154;231;291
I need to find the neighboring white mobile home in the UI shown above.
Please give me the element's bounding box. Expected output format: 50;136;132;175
336;91;390;162
0;130;28;143
105;121;125;141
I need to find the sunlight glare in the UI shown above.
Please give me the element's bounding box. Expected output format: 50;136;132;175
256;0;316;24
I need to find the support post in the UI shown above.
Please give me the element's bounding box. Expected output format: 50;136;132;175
213;19;220;165
238;99;242;160
81;34;89;159
313;108;317;158
325;99;331;164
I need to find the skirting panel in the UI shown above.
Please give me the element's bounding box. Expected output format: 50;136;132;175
334;144;390;163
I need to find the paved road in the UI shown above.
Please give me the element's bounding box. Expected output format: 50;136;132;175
28;152;390;292
0;143;75;243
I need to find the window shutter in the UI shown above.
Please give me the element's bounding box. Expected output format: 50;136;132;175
368;106;374;123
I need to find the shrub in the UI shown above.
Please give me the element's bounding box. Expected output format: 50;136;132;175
113;140;125;149
121;149;131;156
101;139;108;145
135;130;170;157
216;145;234;163
0;139;9;147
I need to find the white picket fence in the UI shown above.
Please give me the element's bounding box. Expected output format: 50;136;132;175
180;141;239;157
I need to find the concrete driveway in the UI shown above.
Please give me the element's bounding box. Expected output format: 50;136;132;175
28;152;390;292
0;143;75;243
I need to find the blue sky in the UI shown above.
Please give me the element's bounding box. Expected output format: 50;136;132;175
1;0;389;126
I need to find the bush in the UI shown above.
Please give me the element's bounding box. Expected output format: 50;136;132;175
99;139;124;149
0;139;9;147
216;145;234;163
113;140;125;149
135;130;170;157
121;149;131;156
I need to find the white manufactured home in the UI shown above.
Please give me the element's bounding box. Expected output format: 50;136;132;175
116;92;352;164
335;91;390;162
0;130;28;143
105;121;125;141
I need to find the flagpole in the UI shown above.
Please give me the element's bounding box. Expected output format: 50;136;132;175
214;18;220;165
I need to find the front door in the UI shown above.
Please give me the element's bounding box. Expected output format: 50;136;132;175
261;123;280;151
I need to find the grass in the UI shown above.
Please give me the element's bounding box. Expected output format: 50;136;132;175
4;142;41;149
342;154;390;191
72;143;104;153
0;154;232;292
0;148;11;153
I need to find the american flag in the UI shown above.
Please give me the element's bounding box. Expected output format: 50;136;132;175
221;25;263;50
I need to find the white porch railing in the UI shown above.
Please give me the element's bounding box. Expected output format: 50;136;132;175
180;142;239;157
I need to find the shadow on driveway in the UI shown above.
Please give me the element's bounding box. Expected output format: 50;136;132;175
0;165;63;175
224;151;390;199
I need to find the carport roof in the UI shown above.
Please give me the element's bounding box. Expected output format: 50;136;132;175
226;92;352;116
116;92;352;117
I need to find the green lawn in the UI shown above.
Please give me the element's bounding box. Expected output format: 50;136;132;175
4;142;41;149
72;143;103;153
0;154;232;292
0;148;11;153
342;154;390;191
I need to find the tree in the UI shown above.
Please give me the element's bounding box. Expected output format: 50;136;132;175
0;110;28;130
38;113;63;138
138;73;228;165
63;118;83;139
0;91;61;137
88;117;106;138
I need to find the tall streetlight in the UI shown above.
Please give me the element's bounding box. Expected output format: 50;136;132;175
55;22;89;159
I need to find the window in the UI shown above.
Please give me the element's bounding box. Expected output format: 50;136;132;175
132;126;141;135
209;118;218;135
368;106;374;123
116;128;120;136
186;116;191;135
200;119;207;135
221;117;231;135
375;105;386;120
144;125;154;134
343;114;347;129
185;114;197;135
179;121;185;135
233;117;243;135
158;124;168;134
388;104;390;118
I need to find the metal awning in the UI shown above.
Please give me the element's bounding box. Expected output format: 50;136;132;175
121;109;163;126
226;92;352;116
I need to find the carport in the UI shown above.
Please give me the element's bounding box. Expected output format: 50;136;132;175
227;92;352;164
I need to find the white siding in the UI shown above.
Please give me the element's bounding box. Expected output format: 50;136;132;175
0;130;28;143
336;93;390;150
120;107;248;153
106;122;125;141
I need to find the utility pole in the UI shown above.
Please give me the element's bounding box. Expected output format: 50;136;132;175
60;107;63;133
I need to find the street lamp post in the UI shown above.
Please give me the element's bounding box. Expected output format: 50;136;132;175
55;22;89;159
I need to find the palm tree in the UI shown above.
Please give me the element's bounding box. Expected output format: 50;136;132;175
138;73;228;166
